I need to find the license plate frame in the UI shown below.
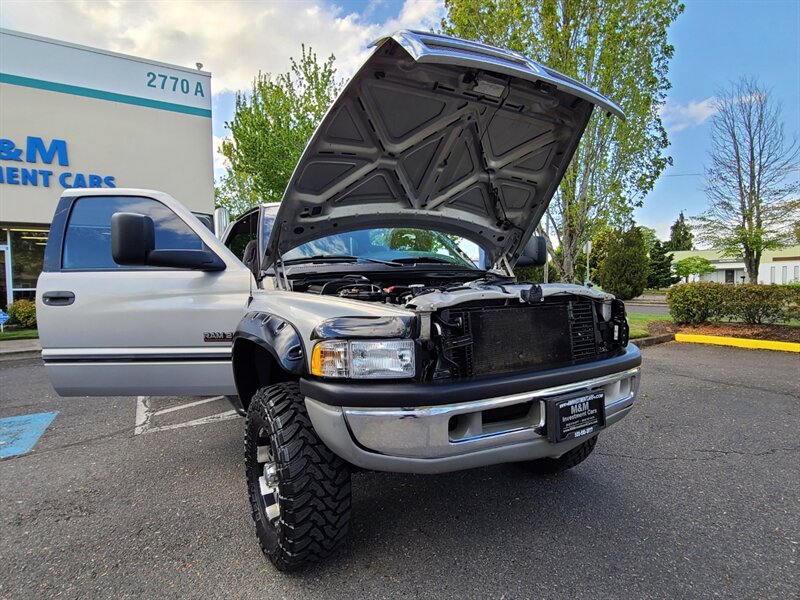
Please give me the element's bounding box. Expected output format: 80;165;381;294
545;391;606;443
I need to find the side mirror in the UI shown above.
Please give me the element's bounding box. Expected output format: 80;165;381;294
111;212;226;271
515;235;548;267
214;207;230;239
112;212;154;265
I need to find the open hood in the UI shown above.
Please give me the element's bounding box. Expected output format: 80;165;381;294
267;30;624;267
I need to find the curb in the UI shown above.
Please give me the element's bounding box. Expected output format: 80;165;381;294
674;333;800;353
0;351;42;362
0;350;42;362
626;302;668;307
632;333;674;348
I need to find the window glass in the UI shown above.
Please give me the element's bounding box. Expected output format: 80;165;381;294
10;230;48;288
259;209;277;254
12;290;36;303
63;196;203;269
225;209;259;261
0;247;7;310
282;227;478;268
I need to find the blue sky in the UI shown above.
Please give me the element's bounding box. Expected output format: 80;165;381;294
634;0;800;238
2;0;798;240
208;0;800;239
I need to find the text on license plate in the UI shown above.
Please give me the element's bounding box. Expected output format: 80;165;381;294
546;391;606;443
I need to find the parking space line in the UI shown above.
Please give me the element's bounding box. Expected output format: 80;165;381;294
134;396;152;436
144;410;239;434
152;396;225;416
135;396;239;435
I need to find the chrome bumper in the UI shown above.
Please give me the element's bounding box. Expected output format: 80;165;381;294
305;367;640;474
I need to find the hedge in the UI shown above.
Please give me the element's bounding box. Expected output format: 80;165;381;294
6;299;37;328
666;283;800;325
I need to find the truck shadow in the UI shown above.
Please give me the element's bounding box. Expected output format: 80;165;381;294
299;461;645;578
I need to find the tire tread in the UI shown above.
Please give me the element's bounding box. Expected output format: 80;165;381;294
523;436;598;475
245;382;350;570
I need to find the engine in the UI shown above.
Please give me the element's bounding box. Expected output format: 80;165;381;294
291;273;474;306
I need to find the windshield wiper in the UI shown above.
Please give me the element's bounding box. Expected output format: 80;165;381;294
358;257;402;267
283;255;403;267
387;257;464;265
283;255;359;264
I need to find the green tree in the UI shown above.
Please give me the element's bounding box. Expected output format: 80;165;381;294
695;77;800;283
588;226;616;282
214;168;260;219
674;255;715;283
646;239;677;289
639;226;659;255
665;211;693;250
442;0;683;283
597;227;649;300
220;46;343;205
388;229;435;251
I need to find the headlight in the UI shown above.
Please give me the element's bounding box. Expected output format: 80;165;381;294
600;300;612;322
311;339;415;379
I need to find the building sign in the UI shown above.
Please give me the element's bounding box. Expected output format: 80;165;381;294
0;29;211;117
0;28;213;226
0;135;116;189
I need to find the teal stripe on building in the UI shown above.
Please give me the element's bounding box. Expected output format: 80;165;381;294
0;73;212;118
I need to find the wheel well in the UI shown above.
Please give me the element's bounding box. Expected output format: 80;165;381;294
232;339;297;410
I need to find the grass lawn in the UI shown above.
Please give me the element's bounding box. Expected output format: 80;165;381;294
0;328;39;341
627;313;672;339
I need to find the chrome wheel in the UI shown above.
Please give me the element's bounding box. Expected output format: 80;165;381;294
256;432;280;525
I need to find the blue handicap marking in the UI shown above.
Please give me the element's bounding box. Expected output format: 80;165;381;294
0;412;58;459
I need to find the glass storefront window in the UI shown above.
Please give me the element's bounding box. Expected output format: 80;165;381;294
0;246;8;310
9;229;49;295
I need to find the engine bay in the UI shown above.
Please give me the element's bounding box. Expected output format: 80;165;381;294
288;272;491;306
282;268;629;382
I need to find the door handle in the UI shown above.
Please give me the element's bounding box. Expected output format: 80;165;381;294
42;291;75;306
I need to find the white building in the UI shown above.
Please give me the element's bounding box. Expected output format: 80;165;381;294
0;29;214;308
672;246;800;284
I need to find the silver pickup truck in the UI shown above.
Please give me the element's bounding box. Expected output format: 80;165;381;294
36;31;641;571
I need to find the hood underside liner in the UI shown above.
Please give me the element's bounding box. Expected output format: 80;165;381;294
269;32;617;267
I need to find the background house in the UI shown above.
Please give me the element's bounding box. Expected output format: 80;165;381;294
672;245;800;284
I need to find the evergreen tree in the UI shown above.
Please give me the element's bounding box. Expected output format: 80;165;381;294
588;226;615;283
646;239;677;289
666;211;693;251
598;227;649;300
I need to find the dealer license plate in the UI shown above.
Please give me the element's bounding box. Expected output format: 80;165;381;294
545;391;606;443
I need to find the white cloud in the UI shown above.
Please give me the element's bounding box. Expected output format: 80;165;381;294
660;96;718;133
650;220;672;242
0;0;444;183
0;0;445;93
211;135;229;172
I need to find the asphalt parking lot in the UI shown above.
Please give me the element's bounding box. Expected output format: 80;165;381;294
1;343;798;599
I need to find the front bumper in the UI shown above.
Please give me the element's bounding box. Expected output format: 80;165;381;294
305;351;641;474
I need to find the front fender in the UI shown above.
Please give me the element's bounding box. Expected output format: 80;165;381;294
230;312;305;412
234;311;305;374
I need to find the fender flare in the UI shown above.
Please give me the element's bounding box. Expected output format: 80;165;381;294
230;311;305;413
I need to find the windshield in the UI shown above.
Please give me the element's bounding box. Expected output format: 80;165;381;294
280;228;479;268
